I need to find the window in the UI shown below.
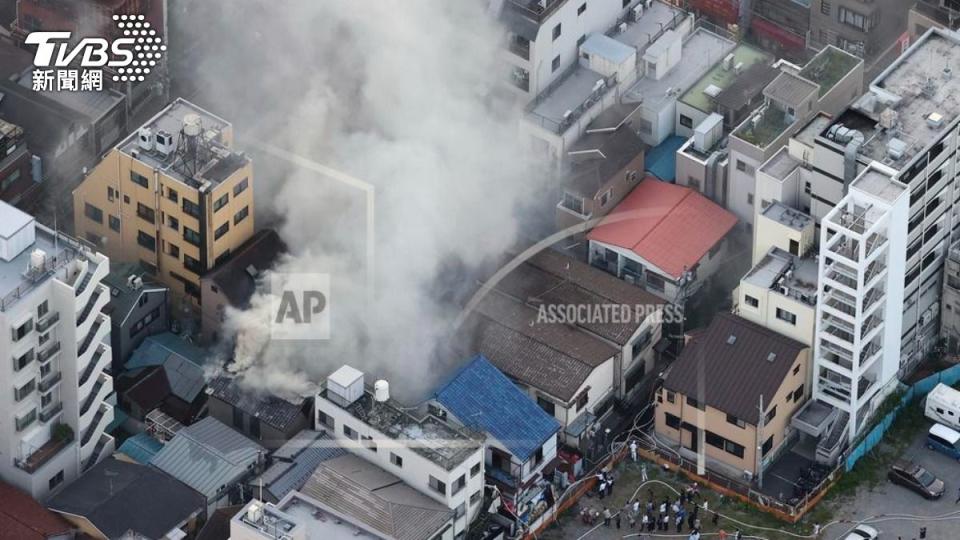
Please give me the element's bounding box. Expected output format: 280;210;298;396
167;215;180;231
429;475;446;495
15;379;35;401
130;171;149;188
84;203;103;224
137;231;156;252
775;308;797;325
233;178;249;197
213;193;229;212
664;412;681;429
552;54;561;72
470;490;482;506
136;203;155;224
48;470;64;490
537;396;556;416
761;435;774;457
578;3;586;15
724;439;745;458
13;319;33;341
452;474;466;495
645;272;665;293
471;461;481;477
666;391;675;404
214;222;229;240
184;254;202;274
123;195;130;204
317;410;335;429
575;390;589;412
687;396;703;410
747;193;754;205
390;452;403;468
37;301;48;319
168;243;180;259
361;435;377;452
680;115;693;128
838;6;872;32
765;405;777;424
820;1;831;16
736;160;747;172
13;349;34;371
561;192;585;215
744;295;759;308
793;384;805;402
726;414;746;428
182;199;201;218
167;186;179;202
183;227;201;247
599;189;611;207
109;215;120;232
552;23;561;41
107;186;115;201
234;206;250;225
793;363;800;376
454;503;466;519
343;424;359;440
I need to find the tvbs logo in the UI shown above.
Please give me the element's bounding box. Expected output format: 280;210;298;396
271;274;331;341
26;14;165;91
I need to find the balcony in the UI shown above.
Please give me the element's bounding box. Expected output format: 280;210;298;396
38;372;62;393
15;429;73;474
77;285;104;327
80;377;105;417
38;341;61;363
78;316;105;358
79;345;108;388
508;35;530;61
39;402;63;423
81;405;108;447
74;270;93;297
83;434;111;473
36;312;60;333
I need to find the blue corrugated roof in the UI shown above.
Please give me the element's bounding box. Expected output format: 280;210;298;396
124;334;206;403
645;135;686;182
434;355;559;461
117;433;163;464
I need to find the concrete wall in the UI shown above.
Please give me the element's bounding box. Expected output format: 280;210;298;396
736;282;817;347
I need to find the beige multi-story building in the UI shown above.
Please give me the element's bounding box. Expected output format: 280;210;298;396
73;99;254;312
655;312;810;479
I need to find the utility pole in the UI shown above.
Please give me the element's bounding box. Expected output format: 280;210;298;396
671;267;693;357
756;394;764;489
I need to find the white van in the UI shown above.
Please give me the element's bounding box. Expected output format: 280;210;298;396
925;383;960;431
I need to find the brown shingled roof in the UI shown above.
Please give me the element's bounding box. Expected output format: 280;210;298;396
0;481;72;540
663;313;807;424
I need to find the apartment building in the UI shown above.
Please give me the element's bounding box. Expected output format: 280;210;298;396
749;0;811;61
811;164;909;446
73;98;255;314
941;241;960;351
655;312;810;480
808;0;910;78
315;365;485;537
909;1;960;40
0;119;37;208
0;201;114;500
728;46;863;227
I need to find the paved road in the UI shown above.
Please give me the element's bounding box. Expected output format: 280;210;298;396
828;421;960;540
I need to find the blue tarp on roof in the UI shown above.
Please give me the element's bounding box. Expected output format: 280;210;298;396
117;433;163;464
645;135;687;182
434;355;560;461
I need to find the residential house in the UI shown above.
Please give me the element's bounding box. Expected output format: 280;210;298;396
434;355;561;527
247;429;346;504
206;375;312;450
556;106;645;232
150;417;265;514
115;432;164;465
0;118;39;209
102;262;169;371
0;480;73;540
655;313;810;479
315;365;485;536
48;457;205;540
588;178;738;301
199;229;286;344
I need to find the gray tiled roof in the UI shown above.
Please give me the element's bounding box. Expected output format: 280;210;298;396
150;417;264;501
663;313;807;424
254;429;346;501
207;375;306;432
299;454;452;540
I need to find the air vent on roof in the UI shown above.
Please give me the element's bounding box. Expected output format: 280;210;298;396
726;335;737;345
928;112;945;129
767;353;777;362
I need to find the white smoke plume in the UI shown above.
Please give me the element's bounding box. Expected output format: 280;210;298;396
177;0;549;401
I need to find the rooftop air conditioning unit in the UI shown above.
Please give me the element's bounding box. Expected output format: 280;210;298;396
327;365;364;407
722;53;735;71
632;4;644;21
927;112;945;129
138;128;154;151
155;130;175;156
619;22;628;33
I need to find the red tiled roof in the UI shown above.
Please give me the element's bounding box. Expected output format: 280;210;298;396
0;481;73;540
586;178;738;278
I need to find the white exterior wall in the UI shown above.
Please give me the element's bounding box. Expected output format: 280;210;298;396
0;228;113;501
315;394;484;536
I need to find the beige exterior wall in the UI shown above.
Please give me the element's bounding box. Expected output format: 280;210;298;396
654;348;810;476
735;281;816;347
73;150;254;312
751;211;815;265
556;152;644;231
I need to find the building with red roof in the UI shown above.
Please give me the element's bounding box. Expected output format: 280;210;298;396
587;178;738;300
0;481;73;540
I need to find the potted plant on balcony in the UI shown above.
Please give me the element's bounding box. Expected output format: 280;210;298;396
53;423;74;442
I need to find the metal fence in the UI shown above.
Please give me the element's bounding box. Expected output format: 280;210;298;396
845;362;960;471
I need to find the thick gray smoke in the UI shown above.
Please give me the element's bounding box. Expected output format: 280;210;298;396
177;0;547;401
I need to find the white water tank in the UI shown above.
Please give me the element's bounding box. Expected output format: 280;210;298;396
374;380;390;402
326;365;364;407
182;114;203;137
246;503;262;523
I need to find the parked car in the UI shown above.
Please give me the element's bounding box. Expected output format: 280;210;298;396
888;459;945;499
927;422;960;460
842;524;879;540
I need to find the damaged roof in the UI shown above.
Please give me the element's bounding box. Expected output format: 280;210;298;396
206;375;307;432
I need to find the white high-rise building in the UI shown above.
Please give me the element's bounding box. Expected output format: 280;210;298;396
812;164;908;448
0;202;114;500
